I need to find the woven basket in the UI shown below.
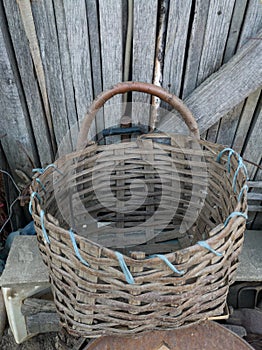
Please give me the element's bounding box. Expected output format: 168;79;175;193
31;82;248;338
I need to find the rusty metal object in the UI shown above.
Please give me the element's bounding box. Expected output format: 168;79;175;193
85;321;253;350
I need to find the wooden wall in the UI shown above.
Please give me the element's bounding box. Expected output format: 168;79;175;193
0;0;261;229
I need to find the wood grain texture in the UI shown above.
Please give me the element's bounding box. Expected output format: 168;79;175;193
159;32;262;134
216;0;260;150
232;89;261;153
162;0;192;97
52;0;78;143
16;0;57;153
197;0;235;84
243;98;262;179
63;0;94;139
215;105;243;146
198;0;235;142
86;0;104;134
132;0;158;125
182;0;210;98
223;0;248;63
238;0;262;48
30;0;69;148
99;0;123;130
0;13;35;177
3;0;53;166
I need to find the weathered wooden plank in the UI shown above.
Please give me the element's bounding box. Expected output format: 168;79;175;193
16;0;57;154
22;298;56;316
182;0;210;98
243;100;262;179
99;0;123;130
198;0;235;142
63;0;94;140
52;0;78;145
132;0;158;126
215;105;243;146
232;89;261;153
238;0;262;48
223;0;248;63
248;181;262;188
197;0;235;84
216;0;261;150
3;0;53;166
0;13;35;177
30;0;69;149
248;193;262;201
162;0;192;98
25;312;60;334
86;0;104;134
248;205;262;213
159;32;262;134
151;0;169;128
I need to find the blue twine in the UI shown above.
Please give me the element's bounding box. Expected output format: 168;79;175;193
68;229;89;267
233;158;248;193
40;210;50;244
224;211;248;227
35;178;47;192
33;163;63;175
197;241;223;257
238;184;249;202
149;254;185;275
217;148;248;193
29;192;42;215
115;251;135;284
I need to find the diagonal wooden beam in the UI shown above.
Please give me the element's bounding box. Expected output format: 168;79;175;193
159;29;262;134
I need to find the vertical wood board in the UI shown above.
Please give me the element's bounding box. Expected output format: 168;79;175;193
63;0;94;140
30;0;69;147
85;0;104;134
0;24;34;176
99;0;123;130
3;0;53;166
162;0;192;98
182;0;210;98
52;0;79;146
132;0;158;125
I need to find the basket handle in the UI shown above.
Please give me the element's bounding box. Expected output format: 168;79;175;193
77;81;200;148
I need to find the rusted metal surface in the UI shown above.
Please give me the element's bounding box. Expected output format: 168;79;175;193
85;321;253;350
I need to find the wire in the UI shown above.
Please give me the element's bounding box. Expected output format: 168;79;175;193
0;197;19;234
0;169;22;234
0;169;21;194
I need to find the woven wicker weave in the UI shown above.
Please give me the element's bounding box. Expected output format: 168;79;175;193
31;82;248;338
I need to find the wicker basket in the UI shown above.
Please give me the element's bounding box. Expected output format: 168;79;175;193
31;82;248;338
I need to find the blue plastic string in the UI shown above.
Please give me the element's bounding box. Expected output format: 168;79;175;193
197;241;223;257
33;163;63;175
29;192;42;215
68;229;89;267
227;149;234;173
149;254;185;275
238;184;249;202
40;210;50;244
224;211;248;227
232;158;248;193
35;178;47;192
115;251;135;284
217;148;248;193
216;148;236;165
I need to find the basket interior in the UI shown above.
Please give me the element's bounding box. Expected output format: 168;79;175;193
38;134;242;257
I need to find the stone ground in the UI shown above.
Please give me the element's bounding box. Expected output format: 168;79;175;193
0;328;57;350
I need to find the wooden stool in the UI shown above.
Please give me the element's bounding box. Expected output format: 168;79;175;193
0;236;59;343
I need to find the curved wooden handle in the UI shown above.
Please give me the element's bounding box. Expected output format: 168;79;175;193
77;81;200;148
